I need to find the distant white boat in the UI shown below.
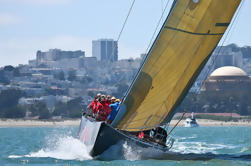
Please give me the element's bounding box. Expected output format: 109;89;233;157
184;112;199;127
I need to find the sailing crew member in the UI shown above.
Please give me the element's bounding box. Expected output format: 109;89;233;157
102;95;112;119
152;127;168;146
87;96;98;115
107;98;120;124
95;95;106;121
87;93;101;115
138;131;144;139
96;95;111;121
105;95;112;105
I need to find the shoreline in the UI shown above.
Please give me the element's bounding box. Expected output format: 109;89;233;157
0;119;81;127
0;118;251;127
170;119;251;127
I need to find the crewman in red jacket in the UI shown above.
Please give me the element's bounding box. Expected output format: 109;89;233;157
105;95;112;105
87;97;97;114
96;95;107;121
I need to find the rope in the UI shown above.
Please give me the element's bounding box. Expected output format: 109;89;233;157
108;0;136;88
109;0;136;61
116;0;136;42
113;0;170;97
144;0;171;54
166;112;186;137
119;0;172;99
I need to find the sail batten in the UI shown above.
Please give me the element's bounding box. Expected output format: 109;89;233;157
115;0;241;131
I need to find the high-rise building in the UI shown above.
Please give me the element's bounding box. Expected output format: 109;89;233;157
214;45;243;69
92;39;118;62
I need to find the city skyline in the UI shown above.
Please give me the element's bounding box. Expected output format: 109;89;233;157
0;0;250;67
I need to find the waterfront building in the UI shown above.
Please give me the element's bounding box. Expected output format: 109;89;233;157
92;39;118;62
202;66;251;92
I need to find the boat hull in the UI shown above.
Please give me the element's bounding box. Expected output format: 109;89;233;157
183;118;199;127
78;115;173;157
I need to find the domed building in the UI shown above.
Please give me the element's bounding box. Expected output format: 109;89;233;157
201;66;251;92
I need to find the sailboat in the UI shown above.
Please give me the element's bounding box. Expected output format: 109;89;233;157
78;0;241;157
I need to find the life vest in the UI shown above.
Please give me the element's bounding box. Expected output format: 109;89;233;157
138;131;144;139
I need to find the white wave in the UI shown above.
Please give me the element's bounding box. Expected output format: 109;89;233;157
9;135;92;161
240;146;249;153
8;155;23;158
171;140;236;154
175;136;197;140
122;141;142;161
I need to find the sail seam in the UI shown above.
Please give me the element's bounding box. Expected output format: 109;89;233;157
165;26;224;36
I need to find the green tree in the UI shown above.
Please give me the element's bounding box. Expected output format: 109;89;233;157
0;70;10;85
3;65;15;71
0;89;26;118
0;89;26;109
29;101;51;119
53;102;68;116
67;97;83;118
2;106;26;118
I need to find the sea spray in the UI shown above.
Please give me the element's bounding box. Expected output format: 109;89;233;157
9;133;92;161
122;141;142;161
28;135;92;160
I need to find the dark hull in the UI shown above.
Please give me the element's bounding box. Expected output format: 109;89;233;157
78;115;172;157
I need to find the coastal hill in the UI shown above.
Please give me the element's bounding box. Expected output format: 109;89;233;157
0;44;251;120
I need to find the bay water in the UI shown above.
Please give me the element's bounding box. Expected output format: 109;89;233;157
1;126;251;165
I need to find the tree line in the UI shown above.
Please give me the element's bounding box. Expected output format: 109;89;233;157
0;89;85;119
177;90;251;115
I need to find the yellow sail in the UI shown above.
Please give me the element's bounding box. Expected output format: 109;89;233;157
115;0;241;131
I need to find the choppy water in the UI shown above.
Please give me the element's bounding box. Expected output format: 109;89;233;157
1;126;251;165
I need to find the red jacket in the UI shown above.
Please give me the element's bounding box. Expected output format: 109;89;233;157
96;101;106;121
89;100;97;113
95;101;103;113
96;101;113;121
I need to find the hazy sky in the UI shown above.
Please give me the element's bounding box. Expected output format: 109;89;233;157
0;0;250;67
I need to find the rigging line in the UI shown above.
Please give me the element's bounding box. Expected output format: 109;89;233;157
166;112;186;137
119;0;174;102
198;0;245;91
144;0;171;55
106;0;135;92
161;0;164;23
116;0;136;42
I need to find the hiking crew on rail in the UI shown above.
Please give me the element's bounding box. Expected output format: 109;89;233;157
87;93;120;123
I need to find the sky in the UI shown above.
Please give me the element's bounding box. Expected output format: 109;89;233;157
0;0;250;67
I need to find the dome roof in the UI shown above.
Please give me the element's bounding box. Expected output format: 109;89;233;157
210;66;247;77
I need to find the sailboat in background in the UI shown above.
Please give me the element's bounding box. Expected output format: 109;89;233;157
79;0;242;157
